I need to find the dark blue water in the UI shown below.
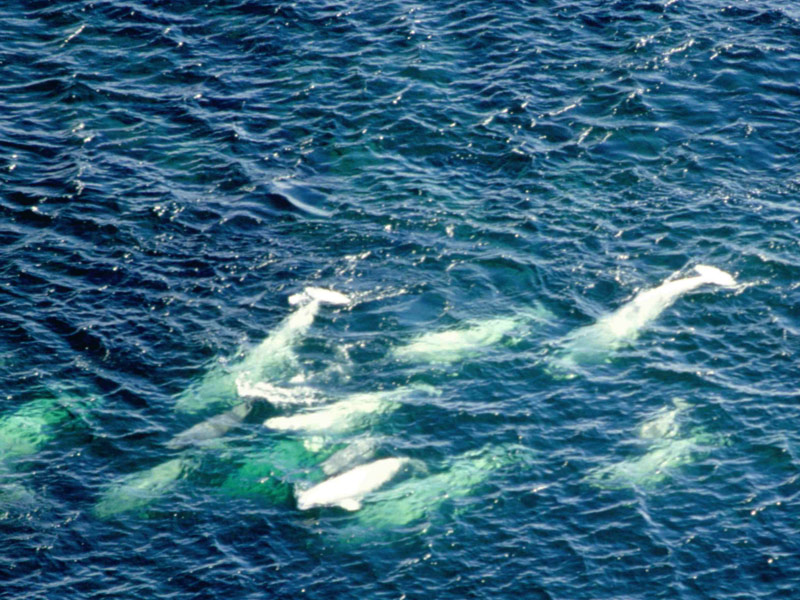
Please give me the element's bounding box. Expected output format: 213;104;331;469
2;1;800;598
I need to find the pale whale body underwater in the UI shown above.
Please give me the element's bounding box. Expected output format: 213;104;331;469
586;398;724;489
392;303;553;365
0;392;96;507
0;397;72;506
85;266;737;526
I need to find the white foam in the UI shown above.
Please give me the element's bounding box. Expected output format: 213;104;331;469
235;377;321;406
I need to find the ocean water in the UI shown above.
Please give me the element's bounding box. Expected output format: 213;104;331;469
2;0;799;598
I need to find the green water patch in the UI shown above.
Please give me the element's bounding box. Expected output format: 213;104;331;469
219;437;339;503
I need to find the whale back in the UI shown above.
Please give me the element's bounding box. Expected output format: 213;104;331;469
289;286;351;306
296;457;407;511
694;265;736;287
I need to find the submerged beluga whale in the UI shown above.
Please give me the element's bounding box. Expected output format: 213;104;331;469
0;392;94;507
93;456;197;519
393;317;523;364
548;265;736;374
0;396;73;463
392;304;553;365
335;443;535;537
586;398;721;489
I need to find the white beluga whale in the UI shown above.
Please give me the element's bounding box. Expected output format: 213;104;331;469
638;397;689;441
263;394;391;435
587;438;701;490
548;265;736;373
264;385;437;436
288;286;350;307
393;304;553;365
174;286;350;414
296;457;410;511
394;317;522;364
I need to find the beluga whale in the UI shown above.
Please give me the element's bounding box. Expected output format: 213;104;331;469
392;304;553;365
93;455;198;519
174;286;350;414
263;384;438;436
0;391;95;508
585;398;723;489
547;265;736;374
295;457;410;511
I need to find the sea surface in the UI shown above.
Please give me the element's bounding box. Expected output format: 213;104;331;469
2;1;800;598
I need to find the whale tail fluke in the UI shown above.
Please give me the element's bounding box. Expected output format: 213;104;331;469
694;265;736;287
289;287;351;307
